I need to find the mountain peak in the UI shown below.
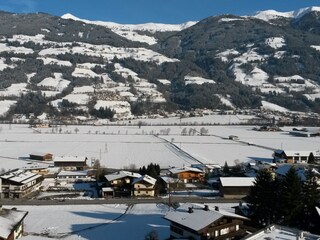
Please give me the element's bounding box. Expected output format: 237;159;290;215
253;6;320;22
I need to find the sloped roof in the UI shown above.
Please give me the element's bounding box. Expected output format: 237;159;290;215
220;177;255;187
105;171;141;182
169;166;204;174
275;164;307;181
54;156;87;162
164;203;248;232
132;174;156;185
0;169;42;184
0;208;28;239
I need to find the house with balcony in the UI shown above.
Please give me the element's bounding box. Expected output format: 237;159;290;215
168;166;205;183
132;175;157;197
104;171;141;197
164;203;248;240
0;169;43;199
273;149;320;164
0;206;28;240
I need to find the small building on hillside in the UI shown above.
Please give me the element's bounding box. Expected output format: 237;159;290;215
164;203;248;239
29;152;53;161
104;171;141;197
242;224;320;240
273;149;320;164
0;206;28;240
0;169;43;199
53;156;88;171
169;167;205;183
219;177;255;198
132;175;157;197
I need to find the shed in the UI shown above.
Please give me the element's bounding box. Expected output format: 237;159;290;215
219;177;255;198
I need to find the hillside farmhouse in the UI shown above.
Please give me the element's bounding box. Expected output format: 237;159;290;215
273;149;320;164
0;206;28;240
53;156;88;171
219;177;255;198
164;203;248;240
132;175;157;197
0;169;43;199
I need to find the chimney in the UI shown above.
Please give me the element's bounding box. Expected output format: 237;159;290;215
215;206;219;211
204;205;209;211
188;207;193;213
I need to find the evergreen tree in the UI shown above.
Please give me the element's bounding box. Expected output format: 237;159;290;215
247;169;279;226
301;169;320;232
223;161;230;176
281;166;303;227
308;152;315;164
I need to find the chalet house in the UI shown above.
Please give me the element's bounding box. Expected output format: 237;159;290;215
273;149;320;164
53;156;88;171
275;164;320;182
164;203;248;240
168;167;205;183
29;152;53;161
132;175;157;197
104;171;141;197
242;224;320;240
0;206;28;240
219;177;255;199
0;169;43;199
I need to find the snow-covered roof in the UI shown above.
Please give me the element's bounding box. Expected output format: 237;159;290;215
160;176;178;184
132;174;156;185
57;170;88;177
220;177;255;187
164;203;248;232
169;166;204;174
0;208;28;239
105;171;141;182
275;165;307;181
242;224;320;240
102;187;114;192
54;156;87;162
0;169;42;184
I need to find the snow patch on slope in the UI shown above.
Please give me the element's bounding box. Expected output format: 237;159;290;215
261;100;289;112
265;37;285;49
184;75;215;85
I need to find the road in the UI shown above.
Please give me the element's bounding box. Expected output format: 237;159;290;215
0;196;241;206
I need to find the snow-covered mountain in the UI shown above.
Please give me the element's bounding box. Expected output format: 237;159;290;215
253;6;320;21
0;6;320;123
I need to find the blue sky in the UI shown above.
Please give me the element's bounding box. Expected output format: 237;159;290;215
0;0;319;24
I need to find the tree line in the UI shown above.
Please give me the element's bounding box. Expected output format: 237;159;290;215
247;167;320;234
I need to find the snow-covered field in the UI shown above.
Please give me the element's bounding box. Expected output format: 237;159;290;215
10;202;237;240
1;123;320;171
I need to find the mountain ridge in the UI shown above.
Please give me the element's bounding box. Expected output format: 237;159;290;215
0;7;320;123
